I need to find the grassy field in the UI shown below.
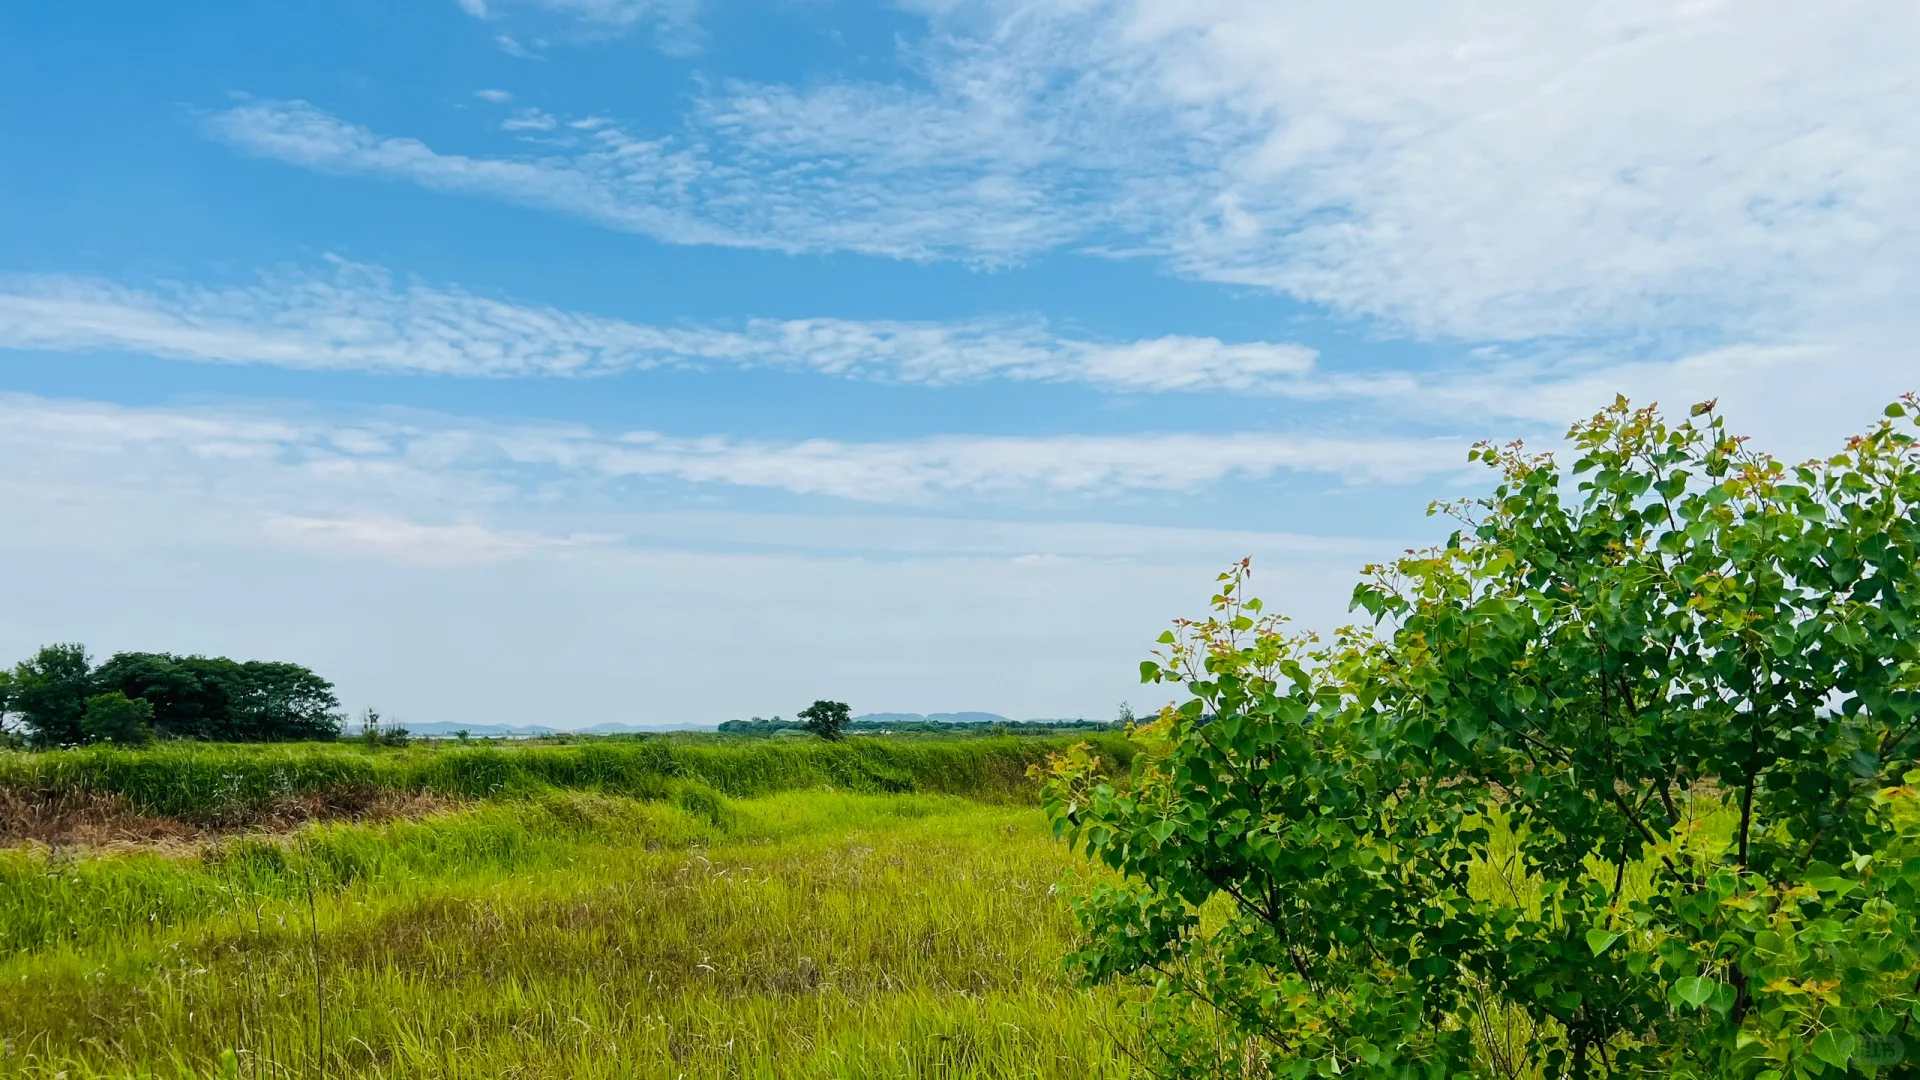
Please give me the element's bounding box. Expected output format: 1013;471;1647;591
0;735;1130;823
0;737;1141;1079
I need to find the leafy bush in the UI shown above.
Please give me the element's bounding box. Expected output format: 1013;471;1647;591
80;691;155;746
1045;398;1920;1079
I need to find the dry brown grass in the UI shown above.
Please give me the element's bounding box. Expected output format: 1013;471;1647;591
0;786;461;851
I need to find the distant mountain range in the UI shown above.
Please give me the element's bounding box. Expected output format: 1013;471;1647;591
390;712;1093;738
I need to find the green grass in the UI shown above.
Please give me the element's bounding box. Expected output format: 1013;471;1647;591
0;734;1133;819
0;738;1141;1079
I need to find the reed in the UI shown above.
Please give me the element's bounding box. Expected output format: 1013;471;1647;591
0;734;1132;820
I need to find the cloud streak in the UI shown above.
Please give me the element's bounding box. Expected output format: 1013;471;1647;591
204;96;1096;264
0;393;1464;520
261;514;610;566
8;261;1908;450
0;261;1320;392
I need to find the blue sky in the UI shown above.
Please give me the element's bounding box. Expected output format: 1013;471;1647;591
1;1;1914;727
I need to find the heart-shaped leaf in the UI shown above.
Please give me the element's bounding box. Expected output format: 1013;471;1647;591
1670;976;1716;1009
1585;929;1620;956
1811;1030;1856;1069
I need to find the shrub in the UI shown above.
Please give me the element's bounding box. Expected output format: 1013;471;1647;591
1045;397;1920;1079
80;692;155;746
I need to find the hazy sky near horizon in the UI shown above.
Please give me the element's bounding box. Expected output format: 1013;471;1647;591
1;1;1915;727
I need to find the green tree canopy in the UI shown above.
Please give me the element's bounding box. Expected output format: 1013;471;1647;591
93;652;232;740
230;660;342;741
7;648;342;746
798;700;851;742
7;643;93;748
80;691;155;746
1045;397;1920;1079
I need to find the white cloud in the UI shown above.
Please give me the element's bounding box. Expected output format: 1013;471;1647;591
262;515;608;566
458;0;703;55
500;108;556;131
517;0;689;29
215;4;1920;347
459;0;690;28
533;429;1460;497
493;34;544;59
474;89;513;104
0;393;1462;525
9;261;1909;448
0;261;1323;392
1076;0;1920;344
203;97;1091;263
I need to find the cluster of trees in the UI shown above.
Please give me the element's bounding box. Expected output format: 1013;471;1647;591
1045;398;1920;1077
0;644;342;748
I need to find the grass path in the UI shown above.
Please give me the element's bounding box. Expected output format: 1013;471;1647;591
0;791;1137;1079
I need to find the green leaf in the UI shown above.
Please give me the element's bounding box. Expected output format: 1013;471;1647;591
1670;976;1716;1009
1811;1030;1855;1069
1584;929;1620;956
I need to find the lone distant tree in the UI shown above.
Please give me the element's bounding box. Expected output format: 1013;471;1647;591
798;700;851;742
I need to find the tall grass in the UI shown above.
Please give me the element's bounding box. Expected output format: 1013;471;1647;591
0;735;1131;819
0;793;720;957
0;791;1137;1079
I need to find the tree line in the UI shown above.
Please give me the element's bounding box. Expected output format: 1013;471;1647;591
718;708;1122;739
0;644;341;748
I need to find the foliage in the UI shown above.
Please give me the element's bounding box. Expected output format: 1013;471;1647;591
230;659;343;740
799;699;853;742
6;643;93;748
1044;397;1920;1079
78;691;154;746
94;651;342;742
92;652;230;740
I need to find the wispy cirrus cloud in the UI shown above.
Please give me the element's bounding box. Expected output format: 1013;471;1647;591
204;97;1098;264
212;2;1920;348
0;392;1463;517
8;261;1908;450
0;260;1320;392
456;0;703;54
